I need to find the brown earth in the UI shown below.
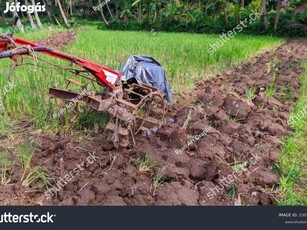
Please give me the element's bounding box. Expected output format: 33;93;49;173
37;29;76;49
0;39;306;206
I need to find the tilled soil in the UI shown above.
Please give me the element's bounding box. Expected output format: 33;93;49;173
0;39;306;206
37;30;76;49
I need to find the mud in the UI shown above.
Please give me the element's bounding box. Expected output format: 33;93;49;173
0;39;306;206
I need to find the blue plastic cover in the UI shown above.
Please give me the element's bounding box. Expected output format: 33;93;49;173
120;55;172;101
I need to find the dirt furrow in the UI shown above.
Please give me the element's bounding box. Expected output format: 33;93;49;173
36;30;76;50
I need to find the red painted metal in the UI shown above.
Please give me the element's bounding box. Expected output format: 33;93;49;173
3;36;122;89
0;38;8;51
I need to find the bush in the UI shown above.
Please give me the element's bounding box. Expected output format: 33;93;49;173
108;10;307;37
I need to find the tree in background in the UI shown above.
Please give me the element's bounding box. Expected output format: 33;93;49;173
241;0;245;8
43;0;62;26
0;11;8;25
31;0;43;29
274;0;282;30
262;0;269;30
13;1;25;33
25;0;37;30
98;0;110;27
55;0;69;27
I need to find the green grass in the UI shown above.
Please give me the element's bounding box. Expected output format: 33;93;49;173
277;60;307;206
0;22;64;41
